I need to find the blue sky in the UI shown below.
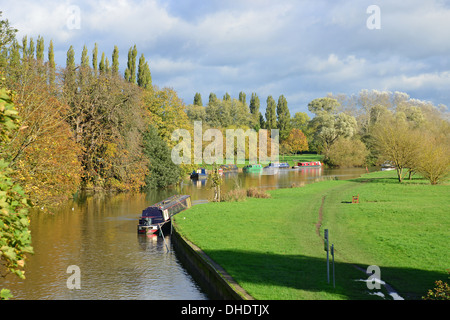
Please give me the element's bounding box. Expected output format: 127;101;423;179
2;0;450;114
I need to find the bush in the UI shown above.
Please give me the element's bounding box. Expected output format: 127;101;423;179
422;280;450;300
220;187;271;202
246;187;271;198
327;137;369;168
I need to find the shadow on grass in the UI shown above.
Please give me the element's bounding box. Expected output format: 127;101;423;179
203;249;444;300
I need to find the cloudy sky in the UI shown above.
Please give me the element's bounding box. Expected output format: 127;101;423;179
2;0;450;114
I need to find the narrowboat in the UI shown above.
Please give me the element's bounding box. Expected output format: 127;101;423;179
190;168;208;180
137;195;191;235
243;164;263;173
264;162;290;169
293;161;322;168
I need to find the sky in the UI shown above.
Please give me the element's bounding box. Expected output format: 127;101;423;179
1;0;450;115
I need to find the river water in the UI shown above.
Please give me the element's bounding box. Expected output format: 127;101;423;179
1;167;370;300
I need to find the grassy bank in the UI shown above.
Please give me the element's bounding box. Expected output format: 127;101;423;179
173;170;449;300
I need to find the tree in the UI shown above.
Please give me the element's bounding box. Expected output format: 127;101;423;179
0;12;18;49
327;137;369;168
36;35;44;64
373;115;422;183
99;52;105;73
47;40;55;86
413;131;450;185
193;92;203;106
92;42;98;74
112;45;119;76
124;44;137;83
265;95;277;129
276;94;291;140
0;85;33;299
142;125;181;189
239;91;246;106
137;53;151;88
282;128;309;154
308;97;357;159
223;92;231;101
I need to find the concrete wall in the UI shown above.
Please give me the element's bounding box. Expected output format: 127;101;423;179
171;225;254;300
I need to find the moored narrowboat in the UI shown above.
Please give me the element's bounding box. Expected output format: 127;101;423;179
264;162;290;169
293;161;322;168
190;168;208;180
243;164;263;173
137;195;191;235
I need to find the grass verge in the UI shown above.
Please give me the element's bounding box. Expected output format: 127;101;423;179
173;170;449;300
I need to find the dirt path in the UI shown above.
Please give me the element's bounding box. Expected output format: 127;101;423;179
315;182;404;300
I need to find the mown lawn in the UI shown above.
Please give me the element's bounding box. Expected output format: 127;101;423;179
173;170;449;300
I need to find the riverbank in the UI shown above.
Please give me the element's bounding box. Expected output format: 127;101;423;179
173;170;449;300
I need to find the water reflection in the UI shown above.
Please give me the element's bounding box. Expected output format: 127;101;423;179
1;167;370;300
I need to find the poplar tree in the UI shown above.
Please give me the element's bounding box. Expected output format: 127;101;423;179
99;52;105;73
137;53;151;88
223;92;231;101
112;45;119;76
105;57;110;74
81;45;89;68
48;40;55;86
21;35;27;59
193;92;203;106
124;45;137;83
239;91;247;106
92;42;98;74
277;94;291;140
249;93;260;115
28;37;34;59
36;35;44;63
265;95;277;129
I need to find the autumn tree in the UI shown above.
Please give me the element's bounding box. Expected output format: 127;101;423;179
327;137;369;168
281;128;308;154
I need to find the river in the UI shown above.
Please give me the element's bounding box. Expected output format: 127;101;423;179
1;167;370;300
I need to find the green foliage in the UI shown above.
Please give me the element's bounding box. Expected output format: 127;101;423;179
276;94;291;141
142;125;181;189
264;95;277;129
0;85;33;297
193;92;202;106
137;53;151;88
327;137;369;168
423;280;450;300
112;45;119;76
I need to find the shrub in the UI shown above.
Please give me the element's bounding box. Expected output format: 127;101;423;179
246;187;271;198
422;280;450;300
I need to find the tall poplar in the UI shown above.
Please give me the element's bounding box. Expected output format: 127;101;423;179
48;39;55;86
99;52;105;73
21;35;27;59
137;53;151;88
193;93;203;106
92;42;98;74
28;37;34;59
276;94;291;140
36;35;44;63
81;45;89;68
265;95;277;129
112;45;119;76
125;45;137;83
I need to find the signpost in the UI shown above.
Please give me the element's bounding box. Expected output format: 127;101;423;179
324;229;329;284
331;243;335;288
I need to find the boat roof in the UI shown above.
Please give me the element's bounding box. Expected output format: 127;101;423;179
142;195;190;216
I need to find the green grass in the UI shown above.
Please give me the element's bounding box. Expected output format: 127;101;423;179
174;170;449;300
